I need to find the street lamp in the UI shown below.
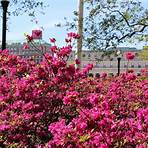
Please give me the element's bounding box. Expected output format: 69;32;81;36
117;50;122;76
1;0;9;50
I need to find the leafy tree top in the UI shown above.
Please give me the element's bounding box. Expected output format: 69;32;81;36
60;0;148;50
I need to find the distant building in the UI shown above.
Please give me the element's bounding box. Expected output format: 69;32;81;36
5;43;148;75
6;41;51;63
68;47;147;75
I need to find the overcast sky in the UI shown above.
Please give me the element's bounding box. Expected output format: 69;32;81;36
0;0;148;49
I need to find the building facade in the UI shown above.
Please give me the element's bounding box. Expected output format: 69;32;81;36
6;43;148;75
6;41;51;63
68;48;147;75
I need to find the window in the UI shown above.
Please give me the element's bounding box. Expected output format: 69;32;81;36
88;73;94;77
103;65;106;68
110;64;113;68
94;54;97;58
95;64;99;68
131;64;134;68
145;63;148;68
95;73;100;78
83;64;87;68
82;54;85;57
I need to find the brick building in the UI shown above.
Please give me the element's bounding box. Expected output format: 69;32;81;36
5;43;148;75
6;41;51;63
68;47;147;75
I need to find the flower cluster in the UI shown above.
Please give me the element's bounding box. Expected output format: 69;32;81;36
48;74;148;147
0;33;86;147
0;33;147;147
125;52;135;60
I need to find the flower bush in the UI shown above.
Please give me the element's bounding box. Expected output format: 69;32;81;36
0;33;88;147
48;74;148;148
0;33;148;147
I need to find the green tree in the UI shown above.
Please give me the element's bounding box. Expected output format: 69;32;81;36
61;0;148;50
0;0;47;17
139;46;148;61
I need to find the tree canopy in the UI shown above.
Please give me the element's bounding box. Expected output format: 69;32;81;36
1;0;47;17
61;0;148;50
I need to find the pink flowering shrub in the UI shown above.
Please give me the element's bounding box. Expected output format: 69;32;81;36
0;33;148;147
48;75;148;147
0;33;86;147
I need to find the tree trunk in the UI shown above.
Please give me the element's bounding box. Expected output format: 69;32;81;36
77;0;84;70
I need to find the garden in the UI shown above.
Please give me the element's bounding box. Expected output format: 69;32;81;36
0;33;148;147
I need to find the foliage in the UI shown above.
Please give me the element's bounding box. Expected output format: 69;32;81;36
0;0;47;18
60;0;148;50
0;33;148;147
139;46;148;61
48;73;148;147
0;32;86;147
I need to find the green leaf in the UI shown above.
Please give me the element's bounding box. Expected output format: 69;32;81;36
79;134;90;143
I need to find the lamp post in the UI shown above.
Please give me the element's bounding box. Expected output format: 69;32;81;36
1;0;9;50
117;50;122;76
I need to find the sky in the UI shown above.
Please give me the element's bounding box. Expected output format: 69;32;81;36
0;0;148;49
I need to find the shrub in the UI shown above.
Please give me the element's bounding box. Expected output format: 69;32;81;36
0;33;147;147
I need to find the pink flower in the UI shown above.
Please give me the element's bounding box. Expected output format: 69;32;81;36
50;38;56;43
32;30;42;39
127;69;134;73
65;38;72;43
63;96;71;105
63;91;79;105
67;32;80;39
89;93;99;104
87;63;93;70
76;122;87;132
101;72;107;78
125;52;135;60
141;68;148;77
0;124;10;131
23;44;30;50
137;144;146;148
126;73;136;81
26;35;33;42
75;59;80;65
50;45;58;53
91;108;100;120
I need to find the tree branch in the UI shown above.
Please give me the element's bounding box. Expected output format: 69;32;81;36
118;24;148;42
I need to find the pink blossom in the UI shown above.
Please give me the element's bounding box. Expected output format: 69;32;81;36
125;52;135;60
0;34;147;147
101;72;107;78
58;45;72;57
65;38;72;43
50;38;56;43
26;35;33;42
75;59;80;65
67;32;80;39
76;122;87;132
0;124;10;131
32;30;42;39
23;44;30;50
